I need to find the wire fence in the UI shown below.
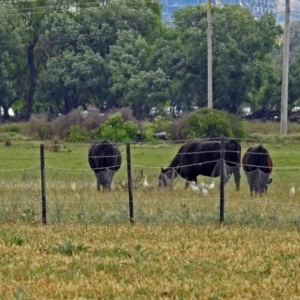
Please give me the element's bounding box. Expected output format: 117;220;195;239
0;138;300;227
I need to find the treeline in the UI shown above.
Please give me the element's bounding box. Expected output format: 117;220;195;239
0;0;300;121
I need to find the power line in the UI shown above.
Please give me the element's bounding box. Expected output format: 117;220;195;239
1;0;299;15
1;0;158;15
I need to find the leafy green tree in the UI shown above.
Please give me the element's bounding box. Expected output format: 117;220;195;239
10;0;57;119
36;48;108;114
40;12;80;57
150;30;189;115
76;0;162;57
0;2;25;120
107;30;171;119
289;51;300;107
290;20;300;64
173;6;282;114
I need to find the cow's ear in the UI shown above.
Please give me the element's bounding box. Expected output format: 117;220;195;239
161;167;165;172
268;178;273;184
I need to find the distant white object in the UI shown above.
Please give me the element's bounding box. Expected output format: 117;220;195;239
143;175;150;188
149;107;157;115
243;107;252;116
292;107;300;112
201;187;209;197
0;107;15;117
190;181;200;192
208;180;215;190
290;183;295;197
200;178;210;189
71;179;78;191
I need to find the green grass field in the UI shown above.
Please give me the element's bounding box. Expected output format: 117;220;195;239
1;136;300;298
0;139;300;226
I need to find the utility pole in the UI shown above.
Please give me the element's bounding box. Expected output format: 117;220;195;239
207;0;213;108
280;0;290;135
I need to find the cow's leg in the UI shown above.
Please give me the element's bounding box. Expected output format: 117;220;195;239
250;182;254;196
233;169;241;191
250;183;254;196
96;173;101;191
185;177;197;189
185;181;189;189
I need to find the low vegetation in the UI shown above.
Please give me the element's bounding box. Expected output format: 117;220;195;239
4;108;300;144
1;223;300;299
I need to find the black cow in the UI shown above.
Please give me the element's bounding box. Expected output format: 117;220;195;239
242;144;273;196
158;139;241;190
88;140;122;190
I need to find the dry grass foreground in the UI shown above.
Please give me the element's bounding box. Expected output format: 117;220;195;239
1;223;300;299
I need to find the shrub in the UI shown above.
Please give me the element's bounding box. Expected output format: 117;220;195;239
101;125;128;142
26;114;52;140
51;109;85;139
68;125;87;143
170;118;188;141
100;113;139;142
110;107;137;123
49;137;60;152
0;123;24;134
182;108;245;139
152;116;171;134
82;107;107;131
4;138;12;146
141;122;156;141
123;121;140;140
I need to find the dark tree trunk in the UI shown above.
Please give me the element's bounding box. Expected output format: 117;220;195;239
26;33;39;121
2;106;10;121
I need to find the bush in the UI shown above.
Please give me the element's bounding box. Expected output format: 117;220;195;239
181;108;245;139
82;108;107;131
48;136;61;152
100;113;139;142
0;123;24;134
170;118;188;141
152;116;171;133
141;122;156;141
68;125;87;143
51;109;85;139
26;114;52;140
110;107;137;123
123;121;140;140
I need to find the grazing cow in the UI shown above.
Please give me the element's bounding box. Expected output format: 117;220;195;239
158;139;241;190
242;144;273;196
88;140;122;190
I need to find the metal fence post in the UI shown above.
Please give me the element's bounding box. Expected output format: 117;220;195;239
40;144;47;225
126;143;134;224
220;138;225;225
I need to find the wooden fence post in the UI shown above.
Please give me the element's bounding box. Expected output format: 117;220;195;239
40;144;47;225
220;138;225;225
126;143;134;224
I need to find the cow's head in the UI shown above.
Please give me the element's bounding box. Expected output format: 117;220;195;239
96;168;116;190
254;176;273;195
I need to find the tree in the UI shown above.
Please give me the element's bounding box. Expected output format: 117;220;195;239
290;20;300;64
289;51;300;107
36;48;107;114
107;30;170;119
173;6;282;114
0;2;25;120
75;0;163;57
40;12;80;58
